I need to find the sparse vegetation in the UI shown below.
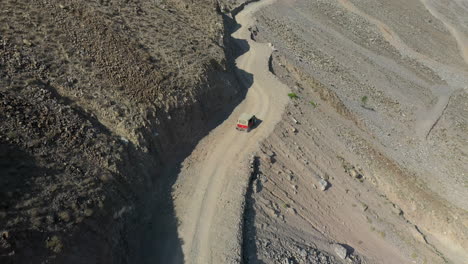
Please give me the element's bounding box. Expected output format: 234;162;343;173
84;208;93;217
31;217;42;228
379;231;386;238
58;211;70;222
45;236;63;253
46;215;55;225
5;131;17;139
288;93;299;99
360;95;375;110
309;100;317;107
361;95;368;105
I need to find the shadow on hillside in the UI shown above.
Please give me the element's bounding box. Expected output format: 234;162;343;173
138;163;185;264
242;157;266;264
0;143;53;263
139;11;257;264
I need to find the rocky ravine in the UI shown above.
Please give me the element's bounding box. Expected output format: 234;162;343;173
0;0;249;263
167;0;289;263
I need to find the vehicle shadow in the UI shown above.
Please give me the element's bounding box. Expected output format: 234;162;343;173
250;118;263;132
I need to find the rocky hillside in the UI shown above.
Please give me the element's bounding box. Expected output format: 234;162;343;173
0;0;245;262
243;0;467;263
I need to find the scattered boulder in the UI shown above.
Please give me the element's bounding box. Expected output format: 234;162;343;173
334;244;348;260
287;207;297;215
120;137;129;144
264;150;276;163
249;156;256;169
349;168;359;178
22;39;32;46
1;231;9;240
360;203;368;212
266;150;274;157
299;248;307;258
249;25;259;40
392;204;403;216
344;163;363;180
319;179;329;191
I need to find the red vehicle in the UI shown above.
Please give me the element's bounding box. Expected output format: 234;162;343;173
236;113;257;132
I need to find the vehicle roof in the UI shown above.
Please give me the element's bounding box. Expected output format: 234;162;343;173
238;113;253;122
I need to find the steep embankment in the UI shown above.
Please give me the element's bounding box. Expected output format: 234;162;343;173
0;0;244;263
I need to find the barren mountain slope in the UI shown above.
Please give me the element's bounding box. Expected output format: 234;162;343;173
0;0;247;262
243;0;467;263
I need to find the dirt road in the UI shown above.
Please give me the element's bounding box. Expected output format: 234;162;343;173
170;0;289;263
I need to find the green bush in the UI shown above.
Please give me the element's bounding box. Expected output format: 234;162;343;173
288;93;299;99
361;95;368;105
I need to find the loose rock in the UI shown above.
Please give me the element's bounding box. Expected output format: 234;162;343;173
319;179;329;191
334;244;348;259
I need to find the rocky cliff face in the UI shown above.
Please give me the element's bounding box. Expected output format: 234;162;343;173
0;0;244;263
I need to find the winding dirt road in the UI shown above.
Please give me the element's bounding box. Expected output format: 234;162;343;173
170;0;289;263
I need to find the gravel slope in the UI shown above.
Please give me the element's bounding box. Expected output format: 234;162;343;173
240;0;467;263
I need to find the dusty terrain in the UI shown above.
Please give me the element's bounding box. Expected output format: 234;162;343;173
1;0;467;263
242;0;467;263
